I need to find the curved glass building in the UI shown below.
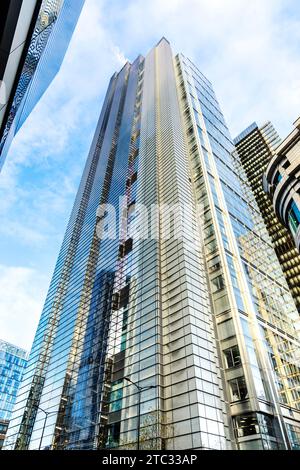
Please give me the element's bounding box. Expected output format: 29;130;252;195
4;39;300;451
264;117;300;253
0;0;84;171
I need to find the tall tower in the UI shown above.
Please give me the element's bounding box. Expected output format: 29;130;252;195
234;122;300;312
4;39;300;451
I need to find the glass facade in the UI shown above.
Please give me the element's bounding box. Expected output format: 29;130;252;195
178;53;300;449
0;0;85;170
4;39;300;451
0;339;28;449
234;122;300;312
264;117;300;253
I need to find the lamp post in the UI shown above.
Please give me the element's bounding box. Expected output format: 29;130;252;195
124;377;156;450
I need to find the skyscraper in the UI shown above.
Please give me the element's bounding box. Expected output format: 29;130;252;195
0;0;84;171
4;39;300;451
264;117;300;253
0;0;41;133
233;122;300;312
0;339;28;449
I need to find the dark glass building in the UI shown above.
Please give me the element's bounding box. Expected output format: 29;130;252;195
0;0;41;133
0;0;84;170
4;39;300;451
234;122;300;312
0;339;28;449
264;117;300;254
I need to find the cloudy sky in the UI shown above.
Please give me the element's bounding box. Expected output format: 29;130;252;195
0;0;299;350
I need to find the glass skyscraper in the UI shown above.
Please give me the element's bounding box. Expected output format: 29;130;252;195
0;0;84;170
4;39;300;451
0;340;28;449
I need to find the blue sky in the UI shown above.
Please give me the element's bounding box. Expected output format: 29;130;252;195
0;0;300;350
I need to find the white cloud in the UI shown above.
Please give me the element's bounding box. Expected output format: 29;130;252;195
0;0;128;247
3;0;127;167
0;265;48;350
0;0;129;350
0;221;45;245
102;0;300;137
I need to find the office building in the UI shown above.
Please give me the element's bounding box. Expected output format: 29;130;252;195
234;122;300;312
0;0;84;170
264;117;300;253
4;39;300;451
0;339;28;449
1;1;39;130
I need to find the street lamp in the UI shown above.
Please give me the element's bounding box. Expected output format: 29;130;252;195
36;406;57;450
124;377;156;450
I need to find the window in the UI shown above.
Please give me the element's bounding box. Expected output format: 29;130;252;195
288;201;300;234
214;293;230;314
206;238;217;254
119;238;133;258
218;318;234;340
287;423;300;450
110;399;122;412
233;413;259;438
234;412;277;440
257;413;276;438
109;380;123;412
203;210;212;224
224;345;241;368
204;224;214;239
112;284;130;310
282;159;290;170
229;376;248;402
106;422;121;448
0;423;8;433
197;125;208;150
208;255;221;273
211;274;225;293
274;170;282;186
